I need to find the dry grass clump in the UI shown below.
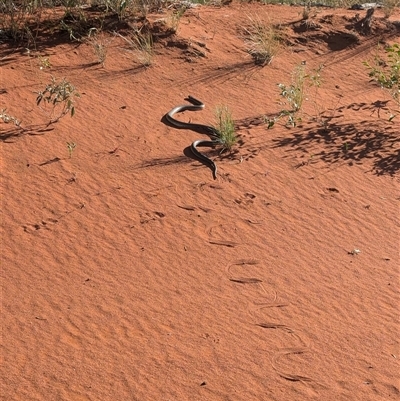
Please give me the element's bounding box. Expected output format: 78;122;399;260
115;28;154;66
242;16;282;66
163;4;188;33
382;0;400;18
85;28;113;66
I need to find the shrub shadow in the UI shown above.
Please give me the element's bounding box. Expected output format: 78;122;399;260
272;119;399;176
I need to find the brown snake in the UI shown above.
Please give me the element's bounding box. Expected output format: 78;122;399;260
166;96;221;179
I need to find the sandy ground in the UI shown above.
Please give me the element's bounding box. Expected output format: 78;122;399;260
1;3;399;400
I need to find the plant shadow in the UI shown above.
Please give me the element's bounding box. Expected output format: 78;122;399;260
0;123;55;142
272;119;399;176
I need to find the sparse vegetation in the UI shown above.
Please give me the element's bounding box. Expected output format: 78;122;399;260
36;77;80;122
258;0;362;6
0;0;165;42
364;43;400;120
2;0;382;47
214;105;237;152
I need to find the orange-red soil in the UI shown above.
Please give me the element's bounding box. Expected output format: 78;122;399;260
1;3;399;400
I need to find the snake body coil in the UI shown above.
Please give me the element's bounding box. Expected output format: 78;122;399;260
166;96;221;179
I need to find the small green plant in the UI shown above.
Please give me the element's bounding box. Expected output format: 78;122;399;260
363;43;399;120
0;108;21;126
38;56;52;70
36;76;80;122
25;47;51;72
67;141;76;158
214;105;237;152
273;63;308;127
243;16;281;66
266;63;323;128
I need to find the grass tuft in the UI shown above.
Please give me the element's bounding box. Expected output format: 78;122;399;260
214;105;237;151
116;28;154;67
86;28;113;67
164;4;188;33
243;16;282;66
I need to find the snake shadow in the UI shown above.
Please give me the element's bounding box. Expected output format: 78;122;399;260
139;145;216;177
183;143;219;174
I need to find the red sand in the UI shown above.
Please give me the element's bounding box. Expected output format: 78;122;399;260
1;3;399;400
